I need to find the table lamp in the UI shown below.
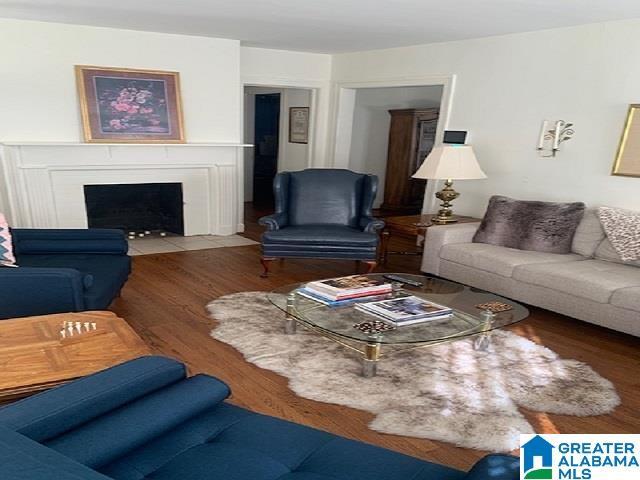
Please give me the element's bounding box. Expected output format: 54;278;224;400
412;144;486;224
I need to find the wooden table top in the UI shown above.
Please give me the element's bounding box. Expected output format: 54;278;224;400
0;311;151;402
382;214;480;235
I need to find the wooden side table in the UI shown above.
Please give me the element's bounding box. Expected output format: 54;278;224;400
379;214;480;264
0;311;151;403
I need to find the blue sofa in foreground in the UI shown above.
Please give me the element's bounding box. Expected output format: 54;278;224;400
0;356;518;480
0;228;130;319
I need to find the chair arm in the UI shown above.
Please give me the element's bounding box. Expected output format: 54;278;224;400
0;356;187;441
0;267;87;319
258;212;288;231
12;229;128;255
359;216;385;233
421;222;480;276
463;454;519;480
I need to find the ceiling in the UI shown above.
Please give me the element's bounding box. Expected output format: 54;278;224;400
2;0;640;53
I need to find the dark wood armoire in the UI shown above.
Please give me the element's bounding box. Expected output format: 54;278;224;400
380;108;439;213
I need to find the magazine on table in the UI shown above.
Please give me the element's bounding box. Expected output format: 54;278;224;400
356;295;453;324
305;275;392;300
297;288;402;307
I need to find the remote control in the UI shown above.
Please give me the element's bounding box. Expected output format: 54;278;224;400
383;274;423;287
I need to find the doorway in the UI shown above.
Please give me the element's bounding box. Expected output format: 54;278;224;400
243;86;313;210
333;78;454;214
253;93;281;206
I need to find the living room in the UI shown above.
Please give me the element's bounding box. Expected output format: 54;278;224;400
0;2;639;480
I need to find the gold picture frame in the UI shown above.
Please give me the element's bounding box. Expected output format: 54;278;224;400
612;104;640;177
75;65;185;143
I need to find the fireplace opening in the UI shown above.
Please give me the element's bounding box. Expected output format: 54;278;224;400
84;183;184;235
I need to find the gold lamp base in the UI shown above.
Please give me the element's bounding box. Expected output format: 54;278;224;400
432;179;460;225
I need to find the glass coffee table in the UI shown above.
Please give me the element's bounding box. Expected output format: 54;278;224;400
268;274;529;377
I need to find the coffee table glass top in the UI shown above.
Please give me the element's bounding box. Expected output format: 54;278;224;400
267;274;529;345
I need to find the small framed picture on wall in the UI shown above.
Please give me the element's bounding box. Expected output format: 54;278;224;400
75;65;185;143
289;107;309;144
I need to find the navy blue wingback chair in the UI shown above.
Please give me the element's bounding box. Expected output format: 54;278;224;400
258;169;384;276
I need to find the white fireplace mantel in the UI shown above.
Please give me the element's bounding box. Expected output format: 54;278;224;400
0;142;251;236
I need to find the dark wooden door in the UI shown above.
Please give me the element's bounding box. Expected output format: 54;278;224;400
253;93;281;207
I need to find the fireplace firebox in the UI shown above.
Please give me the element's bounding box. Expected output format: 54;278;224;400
84;183;184;235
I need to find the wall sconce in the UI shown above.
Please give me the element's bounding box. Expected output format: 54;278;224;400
536;120;574;157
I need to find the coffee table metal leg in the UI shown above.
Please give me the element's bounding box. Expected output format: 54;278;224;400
285;293;297;334
473;332;492;351
362;341;381;377
474;309;495;351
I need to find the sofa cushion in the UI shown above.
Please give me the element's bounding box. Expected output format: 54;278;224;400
0;426;112;480
263;225;378;247
513;259;640;304
101;403;465;480
46;375;230;469
473;195;585;254
595;238;640;268
610;287;640;313
598;206;640;261
16;254;131;309
571;209;605;257
440;243;583;278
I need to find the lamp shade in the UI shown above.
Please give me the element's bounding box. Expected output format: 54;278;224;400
412;145;487;180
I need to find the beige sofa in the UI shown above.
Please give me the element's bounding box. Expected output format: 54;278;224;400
421;209;640;336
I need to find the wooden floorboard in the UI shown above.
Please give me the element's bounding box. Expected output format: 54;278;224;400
110;204;640;471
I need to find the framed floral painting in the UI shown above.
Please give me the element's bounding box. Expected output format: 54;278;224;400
75;65;185;143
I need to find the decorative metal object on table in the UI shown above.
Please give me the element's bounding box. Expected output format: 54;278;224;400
268;274;529;378
536;120;575;157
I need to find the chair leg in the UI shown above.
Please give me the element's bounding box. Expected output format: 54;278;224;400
362;260;377;274
354;260;361;273
260;257;276;278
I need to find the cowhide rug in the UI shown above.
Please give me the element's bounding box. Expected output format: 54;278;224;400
207;292;619;452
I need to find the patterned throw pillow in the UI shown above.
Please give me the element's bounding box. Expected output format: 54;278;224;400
597;206;640;262
0;213;16;266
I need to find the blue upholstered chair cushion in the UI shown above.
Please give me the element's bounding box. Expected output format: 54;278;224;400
99;403;466;480
1;228;130;319
17;254;131;310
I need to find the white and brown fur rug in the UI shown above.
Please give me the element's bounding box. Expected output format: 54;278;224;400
208;292;619;452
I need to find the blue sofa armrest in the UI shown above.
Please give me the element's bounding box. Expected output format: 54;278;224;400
0;356;187;442
464;454;519;480
12;229;128;255
359;216;385;233
0;267;87;319
0;426;114;480
259;212;288;231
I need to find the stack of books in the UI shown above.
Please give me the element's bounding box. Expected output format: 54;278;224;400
298;275;393;306
356;295;453;326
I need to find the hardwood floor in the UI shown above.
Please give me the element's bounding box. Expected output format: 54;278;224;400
110;204;640;471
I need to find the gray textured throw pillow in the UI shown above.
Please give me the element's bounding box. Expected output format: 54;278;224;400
473;196;586;254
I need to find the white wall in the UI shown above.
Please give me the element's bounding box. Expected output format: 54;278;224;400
243;86;311;201
0;19;241;143
241;47;332;167
348;86;443;207
332;19;640;215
